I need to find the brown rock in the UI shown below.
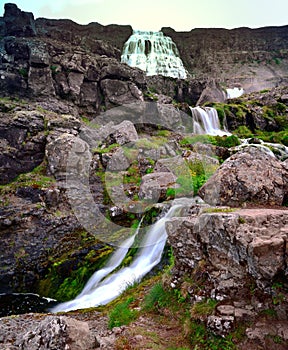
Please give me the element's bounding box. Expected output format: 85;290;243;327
139;172;177;202
18;316;100;350
166;207;288;290
198;146;288;206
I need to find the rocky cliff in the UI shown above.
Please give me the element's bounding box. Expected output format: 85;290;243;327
162;26;288;92
0;3;216;119
1;3;288;113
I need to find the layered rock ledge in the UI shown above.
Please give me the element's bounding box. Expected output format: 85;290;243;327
167;206;288;295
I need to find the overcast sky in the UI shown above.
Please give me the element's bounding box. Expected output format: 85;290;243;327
2;0;288;31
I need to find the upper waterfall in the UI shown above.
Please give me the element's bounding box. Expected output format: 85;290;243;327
121;30;187;79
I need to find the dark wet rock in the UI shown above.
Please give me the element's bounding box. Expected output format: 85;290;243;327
3;3;36;37
0;110;46;184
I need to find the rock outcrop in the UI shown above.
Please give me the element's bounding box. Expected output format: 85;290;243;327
18;316;100;350
0;109;46;184
166;206;288;312
2;3;36;37
0;3;220;118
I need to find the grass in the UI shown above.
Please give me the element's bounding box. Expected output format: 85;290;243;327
190;321;236;350
202;207;236;214
190;299;218;317
108;296;138;329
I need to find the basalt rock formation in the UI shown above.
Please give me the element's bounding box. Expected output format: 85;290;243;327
162;26;288;92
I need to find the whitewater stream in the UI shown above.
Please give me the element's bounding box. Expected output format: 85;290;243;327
52;198;194;312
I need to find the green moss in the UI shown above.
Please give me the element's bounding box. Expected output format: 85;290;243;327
0;162;55;195
234;125;254;138
190;321;236;350
144;88;159;101
202;207;236;214
37;239;114;301
93;143;120;154
179;134;213;147
213;135;240;148
18;67;28;78
238;216;246;224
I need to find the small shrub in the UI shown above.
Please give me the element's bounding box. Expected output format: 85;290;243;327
213;135;240;148
19;67;28;78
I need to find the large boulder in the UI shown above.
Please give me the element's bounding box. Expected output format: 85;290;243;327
45;133;91;182
139;172;177;202
18;316;99;350
198;146;288;206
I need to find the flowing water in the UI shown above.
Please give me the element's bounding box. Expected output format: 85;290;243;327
226;87;244;99
52;198;194;312
190;106;230;136
121;30;187;79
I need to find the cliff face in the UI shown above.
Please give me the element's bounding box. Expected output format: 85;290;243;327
0;3;216;117
1;3;288;104
162;26;288;92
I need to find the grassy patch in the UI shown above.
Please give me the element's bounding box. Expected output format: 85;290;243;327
190;321;236;350
0;162;55;195
190;299;218;317
108;296;138;329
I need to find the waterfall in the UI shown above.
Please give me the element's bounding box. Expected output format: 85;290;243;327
121;30;187;79
226;87;244;99
52;198;193;312
190;106;230;136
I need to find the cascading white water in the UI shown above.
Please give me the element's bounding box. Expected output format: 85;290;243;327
190;106;230;136
52;198;193;312
121;30;187;79
226;87;244;99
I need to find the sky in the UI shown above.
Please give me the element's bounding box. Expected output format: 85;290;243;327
1;0;288;31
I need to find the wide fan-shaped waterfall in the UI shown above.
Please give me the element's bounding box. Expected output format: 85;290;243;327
190;106;230;136
52;198;194;312
121;30;187;79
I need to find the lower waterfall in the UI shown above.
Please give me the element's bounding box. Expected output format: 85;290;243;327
190;106;230;136
52;198;193;312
